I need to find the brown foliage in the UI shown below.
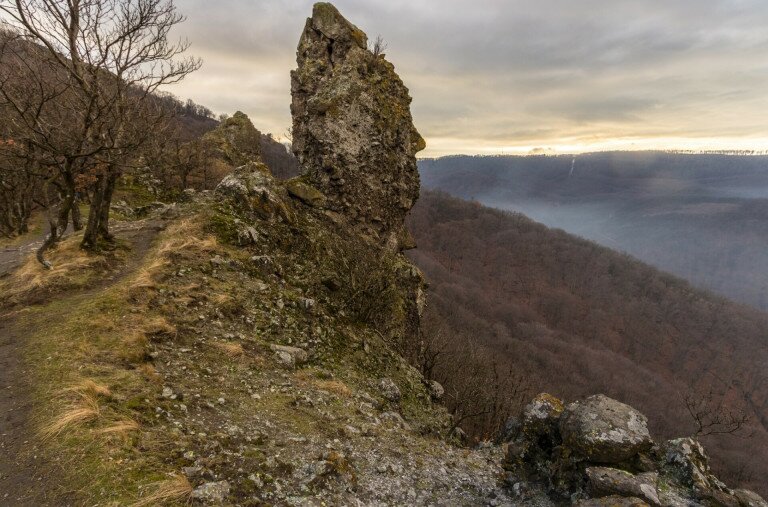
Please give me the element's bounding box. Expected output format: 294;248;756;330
408;190;768;494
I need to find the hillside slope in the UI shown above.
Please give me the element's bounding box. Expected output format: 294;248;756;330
419;152;768;310
408;190;768;494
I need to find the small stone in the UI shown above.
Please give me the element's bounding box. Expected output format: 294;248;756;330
286;179;327;207
298;297;316;313
162;387;174;399
270;344;308;367
191;480;230;504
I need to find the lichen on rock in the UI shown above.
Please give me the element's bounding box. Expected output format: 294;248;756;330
290;2;425;251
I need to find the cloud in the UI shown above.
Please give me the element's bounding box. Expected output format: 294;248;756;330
169;0;768;156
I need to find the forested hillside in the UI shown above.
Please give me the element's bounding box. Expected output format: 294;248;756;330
419;152;768;310
408;190;768;494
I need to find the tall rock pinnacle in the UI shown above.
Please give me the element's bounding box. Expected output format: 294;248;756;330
290;2;426;251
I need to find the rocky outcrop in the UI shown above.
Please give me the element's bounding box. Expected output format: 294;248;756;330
504;393;767;506
290;2;425;251
203;111;262;167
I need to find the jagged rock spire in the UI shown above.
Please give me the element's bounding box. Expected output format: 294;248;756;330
290;2;425;251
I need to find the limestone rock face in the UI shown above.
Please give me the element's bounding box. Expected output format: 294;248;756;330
290;2;425;251
560;394;652;463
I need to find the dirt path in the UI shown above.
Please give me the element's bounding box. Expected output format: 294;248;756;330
0;220;165;506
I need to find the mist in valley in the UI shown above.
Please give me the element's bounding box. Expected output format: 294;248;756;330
420;152;768;310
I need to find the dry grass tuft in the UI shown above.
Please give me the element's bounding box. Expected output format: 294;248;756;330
212;341;245;358
1;234;111;305
142;317;177;338
128;258;168;291
96;418;140;437
138;363;162;383
131;474;192;507
62;379;112;398
314;379;352;398
41;392;101;439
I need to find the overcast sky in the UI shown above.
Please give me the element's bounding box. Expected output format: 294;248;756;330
170;0;768;157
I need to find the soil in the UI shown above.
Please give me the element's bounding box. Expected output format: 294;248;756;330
0;220;164;506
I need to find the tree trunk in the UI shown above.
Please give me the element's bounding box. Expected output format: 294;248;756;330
81;172;106;250
81;168;118;250
36;179;65;268
97;172;118;241
71;196;83;231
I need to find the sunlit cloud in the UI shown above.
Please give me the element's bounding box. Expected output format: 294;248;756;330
169;0;768;156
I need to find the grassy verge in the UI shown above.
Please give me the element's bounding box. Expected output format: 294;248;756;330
17;219;216;505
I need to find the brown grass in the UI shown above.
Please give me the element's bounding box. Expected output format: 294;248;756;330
138;363;162;383
1;234;111;305
212;341;245;358
62;379;112;398
41;392;101;439
142;317;177;338
96;419;140;438
313;379;352;398
127;218;217;295
131;474;192;507
128;257;168;291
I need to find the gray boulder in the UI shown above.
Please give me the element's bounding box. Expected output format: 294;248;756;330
586;467;660;506
270;344;309;367
560;394;652;463
661;437;728;493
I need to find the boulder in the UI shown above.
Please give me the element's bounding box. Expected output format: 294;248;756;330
560;394;652;463
285;178;326;207
202;111;261;167
290;2;425;251
661;438;728;493
215;162;294;222
522;392;564;437
427;380;444;401
734;489;768;507
586;467;660;506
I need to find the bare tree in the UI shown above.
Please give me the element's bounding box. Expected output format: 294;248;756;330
682;382;751;438
369;34;387;57
0;0;200;263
